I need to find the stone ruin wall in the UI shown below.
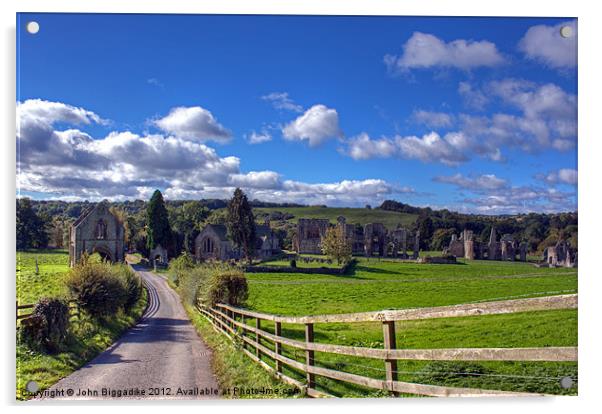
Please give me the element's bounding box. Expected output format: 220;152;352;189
295;217;416;258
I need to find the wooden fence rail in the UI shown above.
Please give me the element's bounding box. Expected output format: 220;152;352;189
16;300;79;322
197;294;577;398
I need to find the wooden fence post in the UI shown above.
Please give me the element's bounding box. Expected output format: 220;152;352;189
255;318;261;359
275;321;283;373
241;314;246;350
305;323;316;390
382;321;398;395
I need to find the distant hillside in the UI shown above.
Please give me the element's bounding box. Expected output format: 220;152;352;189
254;206;418;229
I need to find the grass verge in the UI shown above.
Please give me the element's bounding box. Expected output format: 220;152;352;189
183;303;300;398
16;287;148;400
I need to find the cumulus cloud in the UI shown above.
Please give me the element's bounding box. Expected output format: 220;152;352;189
17;98;411;206
153;106;231;143
434;173;576;214
536;168;578;186
261;92;303;113
385;32;505;73
458;81;489;110
433;173;507;191
245;130;272;145
345;132;468;166
518;20;577;69
411;110;454;128
228;171;282;189
461;78;578;152
282;104;343;146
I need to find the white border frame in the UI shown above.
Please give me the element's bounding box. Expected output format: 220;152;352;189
2;1;600;414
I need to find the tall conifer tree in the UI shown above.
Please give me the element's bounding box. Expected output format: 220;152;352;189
146;190;172;251
226;188;256;262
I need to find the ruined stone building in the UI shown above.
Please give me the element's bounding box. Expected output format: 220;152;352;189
444;226;527;262
194;223;280;261
293;218;329;254
364;223;387;257
543;240;577;268
69;202;125;266
294;216;417;258
337;216;365;255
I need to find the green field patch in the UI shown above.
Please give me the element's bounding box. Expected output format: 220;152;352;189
17;250;70;305
254;206;417;229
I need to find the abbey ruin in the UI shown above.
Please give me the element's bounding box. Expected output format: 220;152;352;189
293;216;419;258
444;227;528;262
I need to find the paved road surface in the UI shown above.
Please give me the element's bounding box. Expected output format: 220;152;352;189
42;267;219;400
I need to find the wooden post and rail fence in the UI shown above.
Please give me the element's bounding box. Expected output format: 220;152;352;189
197;293;578;398
16;300;80;323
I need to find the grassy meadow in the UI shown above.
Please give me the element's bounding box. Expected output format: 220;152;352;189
254;206;417;229
237;257;578;396
17;249;70;305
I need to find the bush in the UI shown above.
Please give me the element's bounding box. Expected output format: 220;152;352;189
19;315;47;351
19;298;69;352
177;266;210;306
66;256;128;318
112;263;142;310
168;252;196;287
200;268;249;307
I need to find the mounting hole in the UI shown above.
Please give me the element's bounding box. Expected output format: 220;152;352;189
560;376;574;389
26;21;40;34
26;380;39;393
560;25;573;38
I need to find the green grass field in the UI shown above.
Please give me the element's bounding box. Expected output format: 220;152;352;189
238;257;578;396
254;206;417;229
17;250;70;305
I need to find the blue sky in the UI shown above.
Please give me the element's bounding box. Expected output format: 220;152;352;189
16;13;577;213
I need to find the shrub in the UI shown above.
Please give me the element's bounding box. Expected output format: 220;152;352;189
112;263;142;310
19;298;69;352
200;268;248;307
177;266;210;306
66;257;128;318
168;252;196;287
19;314;47;351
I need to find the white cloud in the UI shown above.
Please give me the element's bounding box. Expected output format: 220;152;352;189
458;81;488;110
282;104;343;146
17;98;413;207
451;79;578;161
246;130;272;144
434;173;576;214
17;98;107;126
153;106;231;143
518;20;577;69
229;171;282;189
261;92;303;113
536;168;578;186
345;132;468;166
385;32;505;73
411;110;454;128
433;173;508;191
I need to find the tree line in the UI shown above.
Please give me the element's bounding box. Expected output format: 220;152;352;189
380;200;578;253
16;195;577;256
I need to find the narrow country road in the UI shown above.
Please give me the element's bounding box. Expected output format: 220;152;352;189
42;267;220;400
